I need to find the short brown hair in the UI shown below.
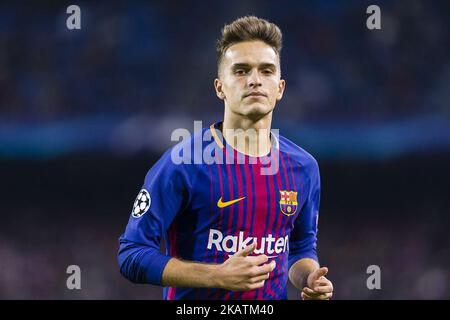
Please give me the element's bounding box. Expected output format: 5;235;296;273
216;16;283;74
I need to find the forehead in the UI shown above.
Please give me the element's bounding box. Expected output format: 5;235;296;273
222;40;279;67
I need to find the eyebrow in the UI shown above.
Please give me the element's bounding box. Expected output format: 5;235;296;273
231;63;277;70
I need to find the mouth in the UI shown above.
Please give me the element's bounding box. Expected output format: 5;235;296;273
244;92;267;98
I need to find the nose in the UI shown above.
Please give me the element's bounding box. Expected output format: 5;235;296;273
248;69;262;88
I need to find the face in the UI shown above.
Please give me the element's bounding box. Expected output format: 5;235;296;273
214;40;285;120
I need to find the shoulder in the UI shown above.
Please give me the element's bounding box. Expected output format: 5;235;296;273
278;134;319;175
145;125;211;180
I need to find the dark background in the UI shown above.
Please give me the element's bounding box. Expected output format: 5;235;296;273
0;0;449;299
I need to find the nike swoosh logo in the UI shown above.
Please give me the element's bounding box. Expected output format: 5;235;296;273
217;196;246;208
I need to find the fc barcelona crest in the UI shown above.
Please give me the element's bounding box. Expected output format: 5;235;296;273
279;190;298;216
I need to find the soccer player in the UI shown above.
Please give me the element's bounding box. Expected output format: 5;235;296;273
118;16;333;300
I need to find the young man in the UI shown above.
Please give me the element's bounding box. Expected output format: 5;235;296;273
118;16;333;300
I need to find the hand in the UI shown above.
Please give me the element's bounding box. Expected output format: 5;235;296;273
301;267;333;300
215;242;276;291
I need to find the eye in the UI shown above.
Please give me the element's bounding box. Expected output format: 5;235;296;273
234;69;246;75
262;69;274;75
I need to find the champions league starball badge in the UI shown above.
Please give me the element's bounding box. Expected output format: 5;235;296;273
132;189;151;218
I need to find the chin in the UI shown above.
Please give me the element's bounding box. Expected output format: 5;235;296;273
242;103;273;119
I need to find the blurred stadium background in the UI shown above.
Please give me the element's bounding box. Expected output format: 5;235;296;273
0;0;449;299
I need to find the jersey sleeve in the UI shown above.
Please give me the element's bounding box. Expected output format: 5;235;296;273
117;148;192;286
288;159;320;271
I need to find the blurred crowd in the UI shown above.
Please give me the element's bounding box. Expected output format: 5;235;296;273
0;0;449;122
0;209;448;299
0;155;448;299
0;1;449;300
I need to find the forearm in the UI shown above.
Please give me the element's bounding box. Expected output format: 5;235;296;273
288;258;320;289
161;257;221;288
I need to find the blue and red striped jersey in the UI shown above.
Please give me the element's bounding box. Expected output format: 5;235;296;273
118;122;321;300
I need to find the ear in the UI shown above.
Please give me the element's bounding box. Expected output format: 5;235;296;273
214;78;226;100
276;79;286;101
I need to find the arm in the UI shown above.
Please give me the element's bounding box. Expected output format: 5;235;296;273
118;149;275;290
118;153;275;290
288;257;320;290
161;258;219;288
289;258;333;300
118;148;189;286
119;221;275;290
161;243;276;291
288;157;333;299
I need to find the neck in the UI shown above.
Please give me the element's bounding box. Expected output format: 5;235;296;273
222;109;273;157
